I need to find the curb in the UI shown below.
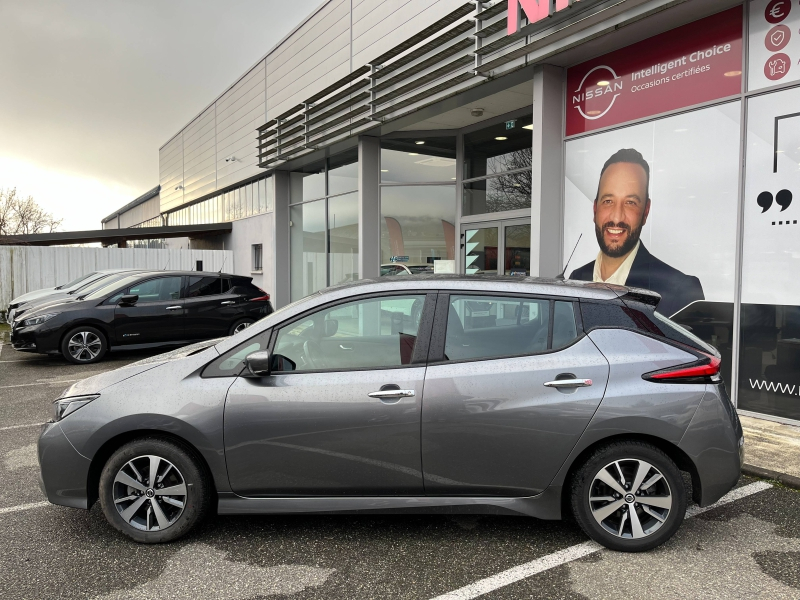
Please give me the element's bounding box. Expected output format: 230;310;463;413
742;463;800;491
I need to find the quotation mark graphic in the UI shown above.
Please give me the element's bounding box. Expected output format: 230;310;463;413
757;189;793;212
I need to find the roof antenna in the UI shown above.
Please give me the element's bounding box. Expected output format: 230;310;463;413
556;234;582;281
218;242;226;273
163;255;170;271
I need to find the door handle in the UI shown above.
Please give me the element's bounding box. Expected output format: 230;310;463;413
339;344;353;351
221;300;236;305
543;378;592;388
367;390;416;399
165;305;182;311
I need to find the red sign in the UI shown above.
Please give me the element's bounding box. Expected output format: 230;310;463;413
566;8;743;136
508;0;578;35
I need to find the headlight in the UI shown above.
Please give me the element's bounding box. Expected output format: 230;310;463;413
52;394;99;421
20;313;57;327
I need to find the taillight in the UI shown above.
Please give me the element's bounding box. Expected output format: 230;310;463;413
642;352;721;384
251;288;270;302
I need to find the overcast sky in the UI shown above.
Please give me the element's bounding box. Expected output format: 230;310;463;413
0;0;321;231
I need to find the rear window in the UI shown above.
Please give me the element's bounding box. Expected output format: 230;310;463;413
580;300;715;355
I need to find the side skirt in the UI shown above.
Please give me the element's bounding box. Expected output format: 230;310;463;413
217;486;563;520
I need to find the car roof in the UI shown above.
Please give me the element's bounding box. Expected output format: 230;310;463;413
318;274;639;301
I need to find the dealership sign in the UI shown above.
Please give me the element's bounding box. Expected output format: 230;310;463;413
508;0;581;35
566;8;743;136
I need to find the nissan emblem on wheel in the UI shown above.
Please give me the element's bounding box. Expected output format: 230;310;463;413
38;275;743;551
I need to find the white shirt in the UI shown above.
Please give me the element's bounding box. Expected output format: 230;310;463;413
593;241;641;285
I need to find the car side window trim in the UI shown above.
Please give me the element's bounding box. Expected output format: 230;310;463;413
266;291;438;375
427;291;585;366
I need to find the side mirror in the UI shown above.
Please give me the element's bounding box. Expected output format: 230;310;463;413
118;294;139;305
244;350;272;377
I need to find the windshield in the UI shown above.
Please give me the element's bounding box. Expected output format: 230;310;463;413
75;272;139;296
59;272;96;289
82;274;153;301
408;266;434;274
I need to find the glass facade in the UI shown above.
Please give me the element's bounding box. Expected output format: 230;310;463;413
380;137;457;269
163;177;273;227
463;114;533;217
290;150;359;301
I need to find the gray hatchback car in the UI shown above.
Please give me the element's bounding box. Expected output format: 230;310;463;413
38;276;743;552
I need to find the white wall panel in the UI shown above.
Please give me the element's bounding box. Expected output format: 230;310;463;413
216;61;266;190
0;246;233;314
352;0;465;66
159;134;184;212
266;0;350;118
183;106;216;203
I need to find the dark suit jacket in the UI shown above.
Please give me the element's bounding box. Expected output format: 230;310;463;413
569;243;704;317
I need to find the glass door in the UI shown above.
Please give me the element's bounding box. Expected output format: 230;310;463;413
463;226;499;275
461;219;530;276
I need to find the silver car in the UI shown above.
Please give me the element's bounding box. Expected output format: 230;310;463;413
38;276;743;552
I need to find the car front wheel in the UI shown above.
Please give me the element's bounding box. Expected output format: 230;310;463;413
99;437;211;543
61;326;107;364
571;441;687;552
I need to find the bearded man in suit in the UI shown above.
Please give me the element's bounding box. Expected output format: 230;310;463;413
570;148;704;316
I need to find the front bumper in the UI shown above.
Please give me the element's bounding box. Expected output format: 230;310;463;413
38;421;91;509
10;323;60;354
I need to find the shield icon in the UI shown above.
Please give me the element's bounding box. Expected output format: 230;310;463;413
772;30;785;46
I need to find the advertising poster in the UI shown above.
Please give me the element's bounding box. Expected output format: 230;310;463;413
739;86;800;420
566;7;742;136
564;105;741;384
748;0;800;91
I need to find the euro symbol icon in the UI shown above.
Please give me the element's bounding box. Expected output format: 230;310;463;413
770;2;786;19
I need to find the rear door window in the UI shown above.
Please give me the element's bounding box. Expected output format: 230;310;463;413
187;276;221;297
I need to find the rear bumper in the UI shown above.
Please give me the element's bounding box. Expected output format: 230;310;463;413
679;385;743;507
38;422;91;509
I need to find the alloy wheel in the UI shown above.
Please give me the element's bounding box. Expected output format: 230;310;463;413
233;321;251;334
112;455;187;532
588;459;672;539
67;331;102;362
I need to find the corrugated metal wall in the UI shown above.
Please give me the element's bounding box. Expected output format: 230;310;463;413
0;246;233;313
157;0;466;216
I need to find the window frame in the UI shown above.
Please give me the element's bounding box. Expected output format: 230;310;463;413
427;292;584;365
267;291;438;375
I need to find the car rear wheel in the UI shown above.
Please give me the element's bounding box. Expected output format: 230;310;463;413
229;318;254;335
61;326;107;364
99;437;211;544
571;441;686;552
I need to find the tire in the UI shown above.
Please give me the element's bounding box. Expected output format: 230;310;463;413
229;318;254;336
571;441;687;552
99;437;211;544
61;326;108;364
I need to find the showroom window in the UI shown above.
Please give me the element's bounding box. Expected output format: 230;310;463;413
290;149;359;301
462;114;532;216
380;136;457;270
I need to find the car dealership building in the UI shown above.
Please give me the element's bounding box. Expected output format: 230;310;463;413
101;0;800;424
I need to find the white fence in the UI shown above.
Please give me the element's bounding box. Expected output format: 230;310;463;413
0;246;234;314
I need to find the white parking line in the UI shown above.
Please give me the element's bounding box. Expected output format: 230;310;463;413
429;481;773;600
0;379;81;389
0;423;40;432
0;501;49;516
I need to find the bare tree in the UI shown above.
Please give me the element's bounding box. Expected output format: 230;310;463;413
485;148;533;212
0;188;63;237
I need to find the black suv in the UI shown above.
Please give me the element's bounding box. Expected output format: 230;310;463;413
10;271;273;364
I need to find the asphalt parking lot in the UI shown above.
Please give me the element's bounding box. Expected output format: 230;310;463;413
1;329;799;600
